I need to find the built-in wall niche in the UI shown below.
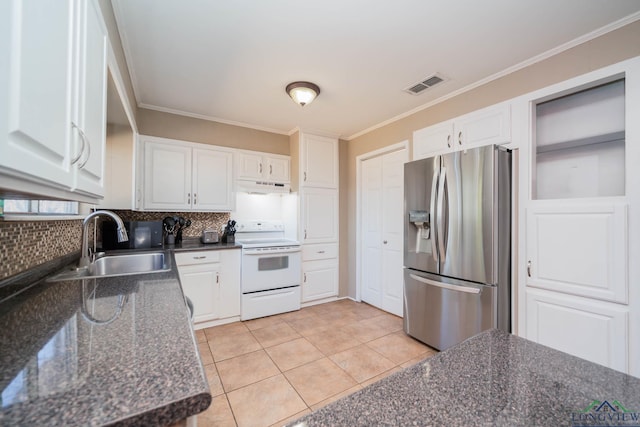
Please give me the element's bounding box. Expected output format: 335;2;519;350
533;78;625;200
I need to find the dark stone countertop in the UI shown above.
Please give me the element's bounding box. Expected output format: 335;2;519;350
0;250;213;426
289;329;640;427
168;237;242;252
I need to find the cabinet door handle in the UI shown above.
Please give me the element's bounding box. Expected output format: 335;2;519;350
304;229;307;239
216;273;219;284
303;273;306;282
259;163;262;174
193;256;207;260
304;172;307;181
194;193;197;205
71;122;90;168
187;192;191;204
446;134;451;148
383;240;388;244
77;135;91;169
458;131;463;145
527;260;532;277
317;250;325;254
270;164;272;175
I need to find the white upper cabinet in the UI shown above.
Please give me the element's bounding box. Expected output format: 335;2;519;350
192;148;234;211
140;136;234;212
143;140;191;210
73;0;108;197
301;133;338;188
413;102;511;160
0;0;108;202
236;150;290;182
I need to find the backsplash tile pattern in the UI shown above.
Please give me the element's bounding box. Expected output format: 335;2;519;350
0;220;82;280
0;211;230;281
111;211;230;237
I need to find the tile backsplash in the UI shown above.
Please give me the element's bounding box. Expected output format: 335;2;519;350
0;211;230;281
110;210;230;237
0;219;82;280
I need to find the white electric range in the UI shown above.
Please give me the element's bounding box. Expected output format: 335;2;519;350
235;221;301;320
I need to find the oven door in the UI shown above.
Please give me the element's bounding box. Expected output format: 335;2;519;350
241;247;301;293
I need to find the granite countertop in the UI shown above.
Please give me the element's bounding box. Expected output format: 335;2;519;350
289;329;640;427
0;250;211;426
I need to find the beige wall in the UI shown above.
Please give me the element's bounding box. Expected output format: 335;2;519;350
137;108;290;155
344;21;640;298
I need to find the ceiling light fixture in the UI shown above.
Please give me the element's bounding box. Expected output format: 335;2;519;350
286;81;320;107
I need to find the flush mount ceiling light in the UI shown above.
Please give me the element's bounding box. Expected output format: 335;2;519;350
286;81;320;107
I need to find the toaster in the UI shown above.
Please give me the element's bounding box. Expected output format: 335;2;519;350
200;229;219;244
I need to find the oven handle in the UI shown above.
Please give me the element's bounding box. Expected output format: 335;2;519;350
242;247;301;255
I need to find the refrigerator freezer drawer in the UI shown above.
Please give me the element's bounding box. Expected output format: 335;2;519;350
403;269;496;351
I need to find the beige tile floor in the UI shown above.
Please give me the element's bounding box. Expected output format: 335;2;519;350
191;299;437;427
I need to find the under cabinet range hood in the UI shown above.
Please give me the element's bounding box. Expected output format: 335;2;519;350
236;180;291;194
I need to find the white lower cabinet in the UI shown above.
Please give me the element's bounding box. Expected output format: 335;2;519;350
175;249;240;327
302;258;338;303
525;288;628;372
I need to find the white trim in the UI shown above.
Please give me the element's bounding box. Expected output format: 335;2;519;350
355;141;408;303
106;40;138;134
300;296;340;308
138;103;290;136
345;12;640;141
192;316;240;330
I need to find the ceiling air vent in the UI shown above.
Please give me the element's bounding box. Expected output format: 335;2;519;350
404;73;446;95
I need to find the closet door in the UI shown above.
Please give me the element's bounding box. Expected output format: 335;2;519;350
361;148;407;316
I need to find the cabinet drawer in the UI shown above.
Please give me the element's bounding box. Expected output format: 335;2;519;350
302;243;338;261
175;250;221;266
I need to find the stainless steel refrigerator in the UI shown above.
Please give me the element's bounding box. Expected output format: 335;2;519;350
403;145;511;350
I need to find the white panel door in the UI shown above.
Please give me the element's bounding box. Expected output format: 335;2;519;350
455;103;511;148
193;148;234;211
360;148;407;316
302;259;339;302
143;141;191;210
301;188;338;243
381;150;406;316
267;156;290;182
0;0;74;187
236;151;263;180
413;122;453;160
179;263;221;323
526;202;628;303
301;134;338;188
73;0;108;197
218;250;241;318
361;156;383;308
526;288;628;372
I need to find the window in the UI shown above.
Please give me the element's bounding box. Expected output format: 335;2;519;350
1;199;79;215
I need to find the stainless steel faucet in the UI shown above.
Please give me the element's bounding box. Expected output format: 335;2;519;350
79;210;128;268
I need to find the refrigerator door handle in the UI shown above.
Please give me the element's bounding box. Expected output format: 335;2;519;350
429;161;439;262
436;167;447;262
409;273;481;294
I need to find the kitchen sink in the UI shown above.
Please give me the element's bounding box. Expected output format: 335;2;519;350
48;251;171;282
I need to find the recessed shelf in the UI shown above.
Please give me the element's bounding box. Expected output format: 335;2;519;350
536;131;624;154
